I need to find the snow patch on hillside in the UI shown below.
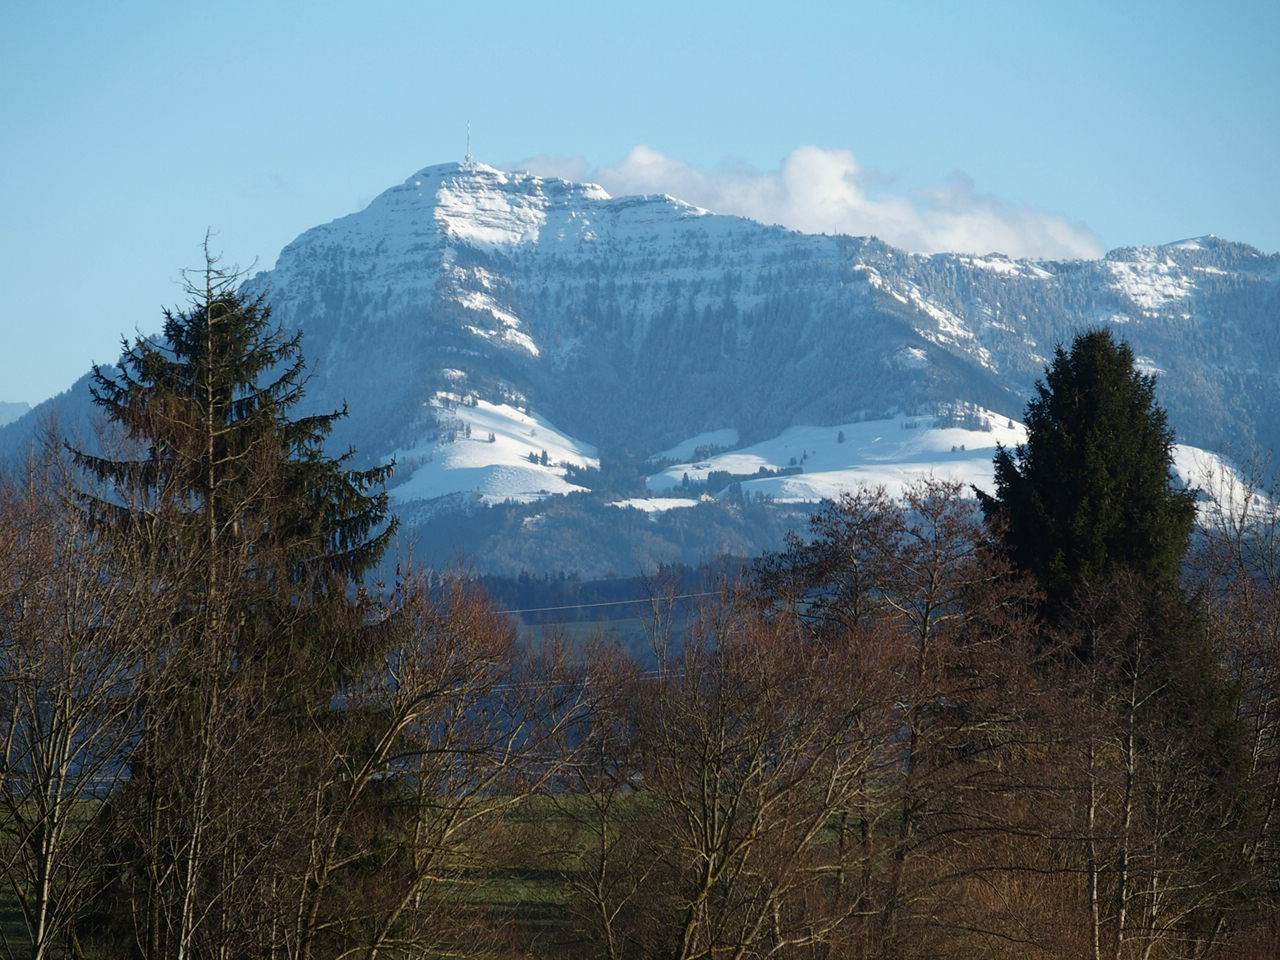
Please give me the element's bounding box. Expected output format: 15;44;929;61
455;286;540;356
961;255;1054;279
648;409;1025;502
390;395;598;505
431;164;551;249
1134;356;1166;375
608;497;701;514
644;415;1242;516
654;428;741;462
895;346;930;368
1107;259;1194;311
864;269;994;368
1171;444;1251;507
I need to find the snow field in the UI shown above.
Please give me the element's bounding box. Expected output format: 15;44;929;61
653;429;741;462
637;415;1243;516
647;409;1026;502
1106;258;1194;311
607;498;701;514
389;394;599;505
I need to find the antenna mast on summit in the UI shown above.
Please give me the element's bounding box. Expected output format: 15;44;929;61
465;120;473;166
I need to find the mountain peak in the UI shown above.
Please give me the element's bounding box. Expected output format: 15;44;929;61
404;159;503;182
1166;234;1221;249
1103;234;1270;266
396;161;612;201
1161;234;1269;257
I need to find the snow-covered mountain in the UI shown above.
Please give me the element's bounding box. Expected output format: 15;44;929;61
5;162;1277;573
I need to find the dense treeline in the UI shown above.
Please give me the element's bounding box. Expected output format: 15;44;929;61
0;270;1277;959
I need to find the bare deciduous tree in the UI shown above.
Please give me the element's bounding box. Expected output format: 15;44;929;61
0;447;156;960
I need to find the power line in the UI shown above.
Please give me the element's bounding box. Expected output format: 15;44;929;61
495;591;720;617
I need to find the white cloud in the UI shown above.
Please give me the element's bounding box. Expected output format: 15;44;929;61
513;145;1103;260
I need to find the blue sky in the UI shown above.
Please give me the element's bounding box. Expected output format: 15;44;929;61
3;0;1277;404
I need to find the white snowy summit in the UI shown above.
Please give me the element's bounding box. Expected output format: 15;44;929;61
5;162;1277;573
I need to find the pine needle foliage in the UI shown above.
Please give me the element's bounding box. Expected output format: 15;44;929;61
981;328;1196;610
70;246;396;670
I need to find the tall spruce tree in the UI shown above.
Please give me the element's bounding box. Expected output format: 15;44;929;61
981;328;1196;610
983;330;1249;952
73;248;395;670
70;248;397;959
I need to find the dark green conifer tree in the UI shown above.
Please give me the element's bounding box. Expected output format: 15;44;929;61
73;249;395;671
983;329;1249;950
981;328;1196;610
70;248;397;959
